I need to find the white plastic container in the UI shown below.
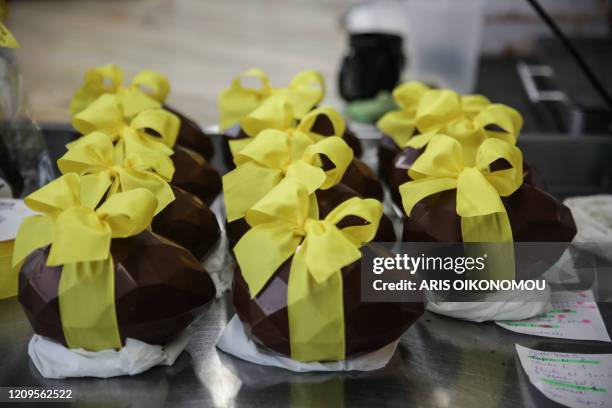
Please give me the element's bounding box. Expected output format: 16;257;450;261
406;0;484;93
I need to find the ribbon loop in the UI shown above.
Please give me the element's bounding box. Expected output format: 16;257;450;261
58;132;175;214
274;70;325;119
241;96;294;138
71;94;178;161
376;81;429;147
296;106;346;141
129;108;180;148
232;104;347;158
70;65;169;118
131;70;170;102
219;69;325;130
70;65;124;114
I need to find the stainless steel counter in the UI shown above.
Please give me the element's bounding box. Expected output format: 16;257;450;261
1;293;611;407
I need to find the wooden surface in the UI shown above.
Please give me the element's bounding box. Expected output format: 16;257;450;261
8;0;356;124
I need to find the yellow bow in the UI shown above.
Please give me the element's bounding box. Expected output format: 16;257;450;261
70;64;170;117
230;103;346;157
223;128;353;222
235;178;382;361
71;94;179;162
0;1;19;48
400;134;523;245
58;131;175;215
218;68;325;130
13;173;157;351
376;81;430;147
407;89;523;164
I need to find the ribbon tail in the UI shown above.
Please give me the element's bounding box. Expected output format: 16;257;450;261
399;177;457;217
118;168;174;215
234;221;301;297
117;88;161;118
58;256;122;351
288;246;345;362
228;138;254;158
285;161;326;193
12;216;53;267
223;163;282;222
376;111;417;148
405;132;434;149
462;213;515;281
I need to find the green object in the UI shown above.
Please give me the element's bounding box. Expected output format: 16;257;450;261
345;92;397;124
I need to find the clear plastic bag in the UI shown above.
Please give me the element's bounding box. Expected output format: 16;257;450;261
0;50;52;198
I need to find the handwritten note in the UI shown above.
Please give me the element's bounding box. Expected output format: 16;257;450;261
516;344;612;408
497;291;611;342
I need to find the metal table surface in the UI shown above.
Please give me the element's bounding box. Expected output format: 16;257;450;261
1;293;611;408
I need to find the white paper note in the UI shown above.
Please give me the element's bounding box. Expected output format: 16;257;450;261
497;291;611;342
516;344;612;408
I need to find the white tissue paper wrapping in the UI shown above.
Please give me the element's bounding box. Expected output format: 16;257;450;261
28;331;190;379
564;195;612;243
426;283;552;322
202;194;235;296
217;315;399;372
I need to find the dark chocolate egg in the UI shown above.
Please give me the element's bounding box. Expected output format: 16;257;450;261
164;105;215;161
232;185;422;358
171;145;221;205
19;231;216;348
153;186;220;260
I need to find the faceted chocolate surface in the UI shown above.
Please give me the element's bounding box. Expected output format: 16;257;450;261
18;231;217;348
401;183;577;278
341;159;384;201
171;145;221;205
164;105;215;161
153;185;220;260
232;186;422;359
377;134;401;185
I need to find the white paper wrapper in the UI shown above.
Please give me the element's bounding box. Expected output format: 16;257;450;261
216;315;399;372
426;283;552;322
564;195;612;243
28;332;190;379
202;194;235;296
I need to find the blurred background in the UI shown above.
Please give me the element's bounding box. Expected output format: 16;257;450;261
6;0;611;126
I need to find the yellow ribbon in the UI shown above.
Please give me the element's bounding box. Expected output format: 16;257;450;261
377;82;523;162
235;178;382;361
70;64;170;117
58;131;175;215
0;1;18;48
71;94;179;162
407;90;523;164
400;134;523;278
13;173;157;351
218;68;325;130
223;128;353;222
230;103;346;157
376;81;430;147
